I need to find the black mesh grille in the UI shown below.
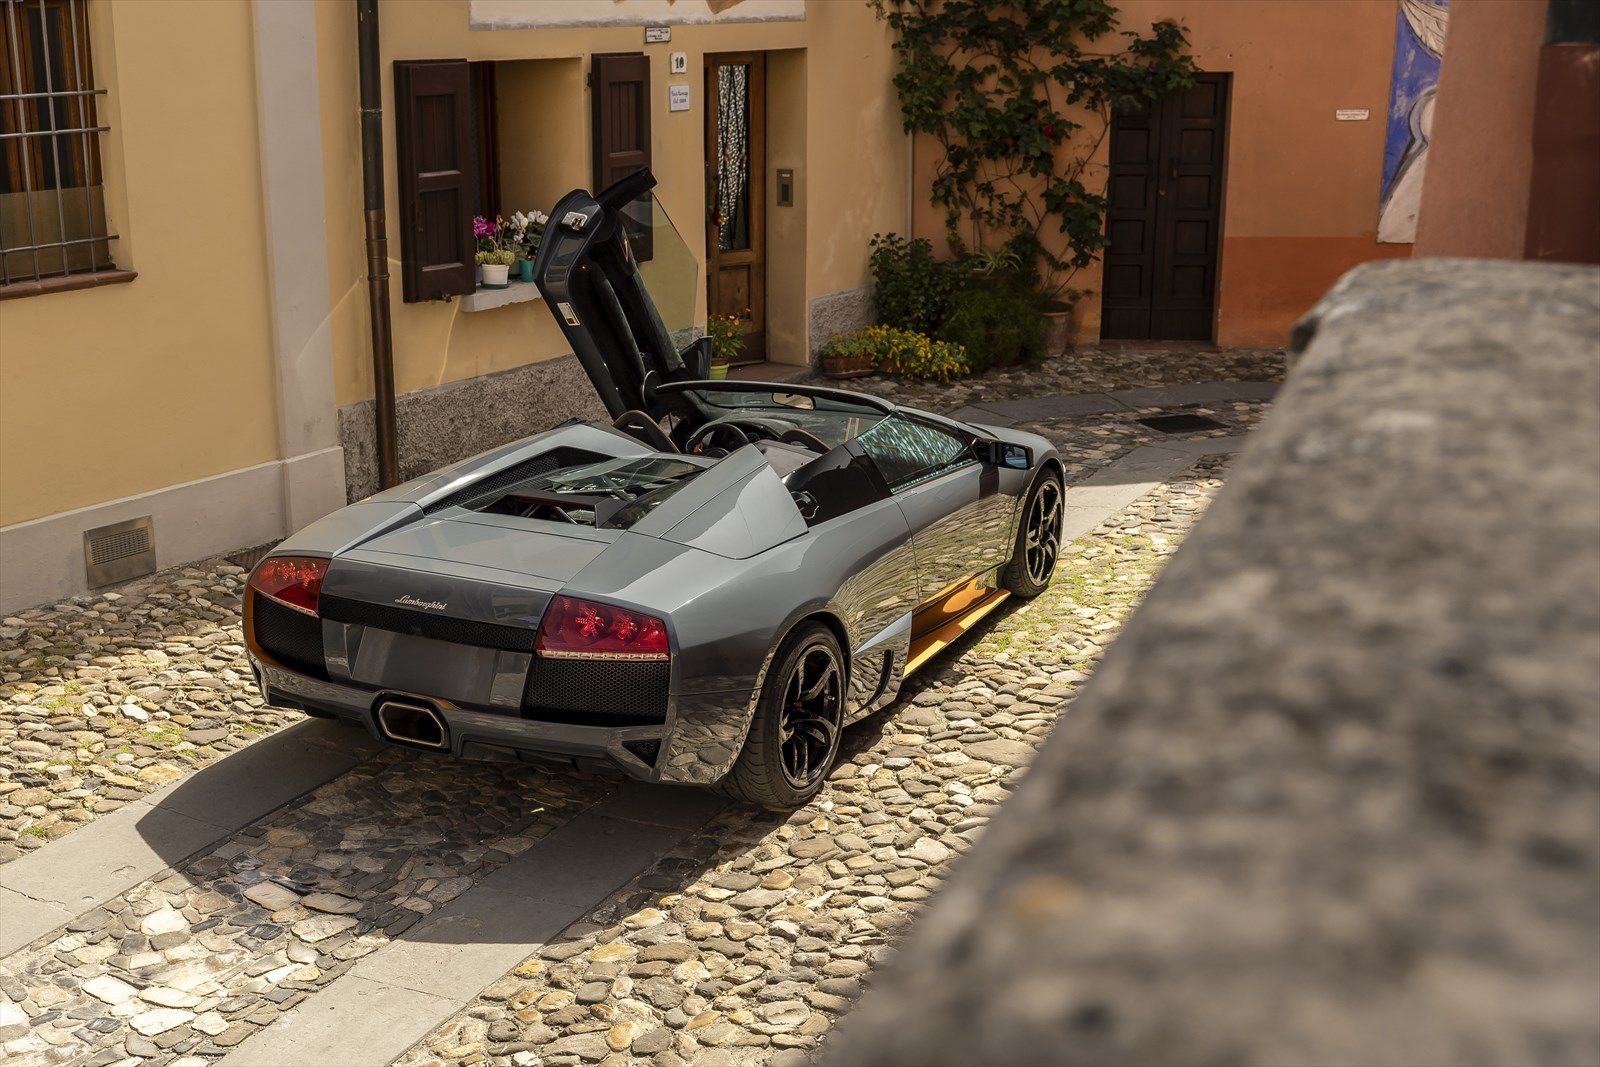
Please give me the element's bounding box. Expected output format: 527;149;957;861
523;658;670;726
251;592;327;678
422;447;608;515
320;594;536;652
622;739;662;766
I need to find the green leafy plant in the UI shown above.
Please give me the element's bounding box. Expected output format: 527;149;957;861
475;248;516;267
868;233;966;336
707;310;748;366
831;325;971;382
874;0;1196;297
939;278;1047;371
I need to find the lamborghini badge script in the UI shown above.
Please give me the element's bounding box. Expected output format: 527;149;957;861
394;595;447;612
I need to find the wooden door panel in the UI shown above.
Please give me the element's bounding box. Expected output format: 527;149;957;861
704;52;766;363
1152;74;1229;340
1101;72;1230;341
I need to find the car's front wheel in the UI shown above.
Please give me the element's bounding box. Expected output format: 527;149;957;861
717;622;845;809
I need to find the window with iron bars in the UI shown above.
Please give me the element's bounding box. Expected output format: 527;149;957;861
0;0;118;290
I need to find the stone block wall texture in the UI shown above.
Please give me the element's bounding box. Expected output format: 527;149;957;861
807;285;874;358
828;259;1600;1066
338;353;606;502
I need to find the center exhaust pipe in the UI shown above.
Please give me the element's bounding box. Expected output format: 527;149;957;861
376;698;448;750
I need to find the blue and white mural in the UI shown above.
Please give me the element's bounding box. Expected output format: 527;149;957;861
1379;0;1450;243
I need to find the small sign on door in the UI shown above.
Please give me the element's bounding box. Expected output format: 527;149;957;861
1335;108;1371;121
668;84;691;112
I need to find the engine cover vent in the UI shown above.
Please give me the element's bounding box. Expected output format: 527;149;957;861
422;447;608;515
83;516;156;588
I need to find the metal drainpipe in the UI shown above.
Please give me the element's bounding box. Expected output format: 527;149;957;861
357;0;399;489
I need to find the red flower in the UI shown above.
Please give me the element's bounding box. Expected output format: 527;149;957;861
1043;124;1056;137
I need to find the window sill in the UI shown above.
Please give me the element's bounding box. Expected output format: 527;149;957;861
460;277;543;313
0;268;137;302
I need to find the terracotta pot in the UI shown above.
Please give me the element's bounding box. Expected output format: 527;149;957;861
821;352;875;379
1042;308;1074;354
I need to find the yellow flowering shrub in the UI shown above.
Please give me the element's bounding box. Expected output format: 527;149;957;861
824;325;972;382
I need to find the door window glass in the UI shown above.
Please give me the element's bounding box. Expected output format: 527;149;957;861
856;416;972;491
714;63;751;252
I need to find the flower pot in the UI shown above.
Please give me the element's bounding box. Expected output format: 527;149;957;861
1042;308;1074;355
709;362;730;381
820;352;874;379
518;258;535;283
480;263;510;289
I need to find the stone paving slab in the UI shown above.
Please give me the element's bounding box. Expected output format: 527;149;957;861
221;975;455;1067
811;344;1285;416
944;382;1281;430
218;794;722;1067
0;719;380;956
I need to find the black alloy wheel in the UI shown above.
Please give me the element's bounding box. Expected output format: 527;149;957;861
1023;478;1062;587
778;643;843;789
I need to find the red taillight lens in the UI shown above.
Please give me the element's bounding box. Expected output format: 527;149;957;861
249;556;329;617
536;595;669;661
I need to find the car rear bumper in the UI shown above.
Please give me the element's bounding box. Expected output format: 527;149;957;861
251;657;676;782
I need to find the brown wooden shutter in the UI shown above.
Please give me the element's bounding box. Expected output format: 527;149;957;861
591;53;653;259
394;59;476;303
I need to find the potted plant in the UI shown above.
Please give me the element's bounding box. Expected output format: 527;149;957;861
818;333;875;378
510;210;548;283
706;310;746;380
476;247;516;288
1040;293;1079;355
473;216;497;285
473;215;519;289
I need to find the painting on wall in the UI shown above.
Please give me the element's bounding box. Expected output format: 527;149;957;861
1379;0;1450;243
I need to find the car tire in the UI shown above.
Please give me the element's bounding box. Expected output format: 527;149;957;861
1002;468;1064;598
717;622;846;810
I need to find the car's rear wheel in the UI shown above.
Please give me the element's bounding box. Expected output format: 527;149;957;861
1002;469;1063;598
717;622;845;809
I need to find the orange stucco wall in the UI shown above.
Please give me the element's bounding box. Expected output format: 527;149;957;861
1413;0;1546;259
909;0;1411;348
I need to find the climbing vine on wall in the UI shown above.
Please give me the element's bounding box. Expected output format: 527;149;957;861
873;0;1197;296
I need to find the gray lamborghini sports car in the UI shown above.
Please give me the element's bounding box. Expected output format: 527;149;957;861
245;171;1063;808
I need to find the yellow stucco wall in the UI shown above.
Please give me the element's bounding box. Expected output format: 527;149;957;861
3;0;907;528
0;0;281;527
317;0;904;403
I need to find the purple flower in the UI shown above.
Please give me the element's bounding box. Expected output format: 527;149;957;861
473;216;496;238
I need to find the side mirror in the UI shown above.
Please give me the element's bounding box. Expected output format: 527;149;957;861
972;438;1033;470
683;336;713;379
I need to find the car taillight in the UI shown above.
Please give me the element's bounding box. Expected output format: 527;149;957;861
249;556;329;617
536;595;669;661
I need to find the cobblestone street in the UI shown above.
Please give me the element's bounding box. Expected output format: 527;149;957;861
2;349;1274;1067
395;457;1231;1067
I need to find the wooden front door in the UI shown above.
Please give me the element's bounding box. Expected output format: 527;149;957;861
705;52;766;363
1101;72;1231;341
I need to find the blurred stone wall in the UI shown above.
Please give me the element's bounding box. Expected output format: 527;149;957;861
828;259;1600;1067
